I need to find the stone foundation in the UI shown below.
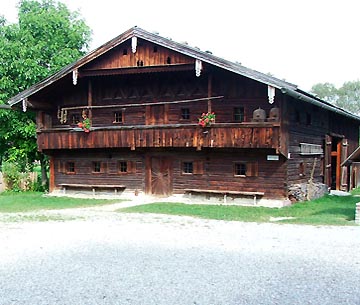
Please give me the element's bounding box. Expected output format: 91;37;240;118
288;182;328;202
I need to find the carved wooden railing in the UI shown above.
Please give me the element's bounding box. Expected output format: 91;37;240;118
37;123;280;151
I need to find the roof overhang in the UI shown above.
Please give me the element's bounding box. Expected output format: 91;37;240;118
6;26;360;124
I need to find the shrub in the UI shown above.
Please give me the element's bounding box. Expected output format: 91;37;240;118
1;161;22;192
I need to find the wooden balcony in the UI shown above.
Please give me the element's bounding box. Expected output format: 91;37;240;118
37;123;280;151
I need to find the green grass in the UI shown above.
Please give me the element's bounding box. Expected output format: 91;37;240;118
119;194;359;226
0;191;120;213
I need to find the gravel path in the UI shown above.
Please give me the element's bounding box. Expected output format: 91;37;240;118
0;206;360;305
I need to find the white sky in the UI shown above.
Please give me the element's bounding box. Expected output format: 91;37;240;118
1;0;360;91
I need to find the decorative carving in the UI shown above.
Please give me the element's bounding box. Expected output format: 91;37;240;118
268;85;275;104
268;107;280;122
252;107;266;122
72;69;78;85
131;36;137;53
22;98;28;112
195;59;202;77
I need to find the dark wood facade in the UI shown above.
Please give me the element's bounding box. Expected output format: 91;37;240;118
8;27;360;201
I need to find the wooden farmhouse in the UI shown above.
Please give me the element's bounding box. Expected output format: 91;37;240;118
7;27;360;205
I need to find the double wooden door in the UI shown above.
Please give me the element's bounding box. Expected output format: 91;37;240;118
146;156;172;196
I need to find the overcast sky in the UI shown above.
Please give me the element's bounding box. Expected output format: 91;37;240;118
2;0;360;91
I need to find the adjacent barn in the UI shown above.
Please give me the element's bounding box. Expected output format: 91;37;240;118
8;26;360;205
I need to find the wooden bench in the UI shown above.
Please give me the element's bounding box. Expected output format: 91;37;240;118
58;183;126;195
184;189;265;205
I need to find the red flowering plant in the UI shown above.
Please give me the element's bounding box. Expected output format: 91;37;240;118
77;110;91;132
198;112;216;127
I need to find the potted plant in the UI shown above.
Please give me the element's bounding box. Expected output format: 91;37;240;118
198;112;216;127
77;110;91;132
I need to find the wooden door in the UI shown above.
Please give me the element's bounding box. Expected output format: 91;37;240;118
324;135;332;188
147;156;172;196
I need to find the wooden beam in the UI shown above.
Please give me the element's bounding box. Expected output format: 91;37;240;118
88;79;93;120
49;156;55;192
61;96;224;112
80;64;195;77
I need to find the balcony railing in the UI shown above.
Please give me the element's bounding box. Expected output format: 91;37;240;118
37;122;280;151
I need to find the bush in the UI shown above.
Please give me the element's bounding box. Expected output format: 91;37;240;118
1;161;22;192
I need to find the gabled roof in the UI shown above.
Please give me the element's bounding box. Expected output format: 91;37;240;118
6;26;360;122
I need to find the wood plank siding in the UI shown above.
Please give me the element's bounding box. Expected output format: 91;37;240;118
82;39;194;71
37;123;280;151
9;27;360;200
52;148;286;199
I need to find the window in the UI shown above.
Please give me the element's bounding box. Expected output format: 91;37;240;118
234;107;244;122
234;163;246;176
234;162;258;177
114;111;123;124
181;108;190;120
119;161;127;173
67;162;75;173
153;46;158;53
123;48;128;55
166;57;171;64
182;160;204;175
182;162;193;174
92;161;101;173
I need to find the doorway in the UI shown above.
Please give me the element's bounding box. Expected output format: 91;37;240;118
325;135;348;190
146;156;172;196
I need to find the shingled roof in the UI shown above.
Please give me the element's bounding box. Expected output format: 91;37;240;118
7;26;360;121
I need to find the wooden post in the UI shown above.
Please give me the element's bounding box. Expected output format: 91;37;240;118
336;141;341;190
88;80;93;120
49;156;55;192
207;74;212;113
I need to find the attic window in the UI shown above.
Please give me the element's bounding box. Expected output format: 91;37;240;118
166;57;171;64
181;108;190;120
113;111;123;124
234;107;244;122
153;46;158;53
123;49;128;55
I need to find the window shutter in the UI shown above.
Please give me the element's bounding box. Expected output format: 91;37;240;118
102;162;107;173
246;162;258;177
58;161;65;173
128;161;136;173
193;160;204;175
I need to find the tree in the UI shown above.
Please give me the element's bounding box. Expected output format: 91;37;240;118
311;80;360;115
0;0;91;188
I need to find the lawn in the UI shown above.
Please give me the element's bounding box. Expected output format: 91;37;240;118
120;194;359;226
0;191;358;226
0;191;120;213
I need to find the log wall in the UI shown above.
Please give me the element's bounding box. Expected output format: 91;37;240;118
52;148;286;199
